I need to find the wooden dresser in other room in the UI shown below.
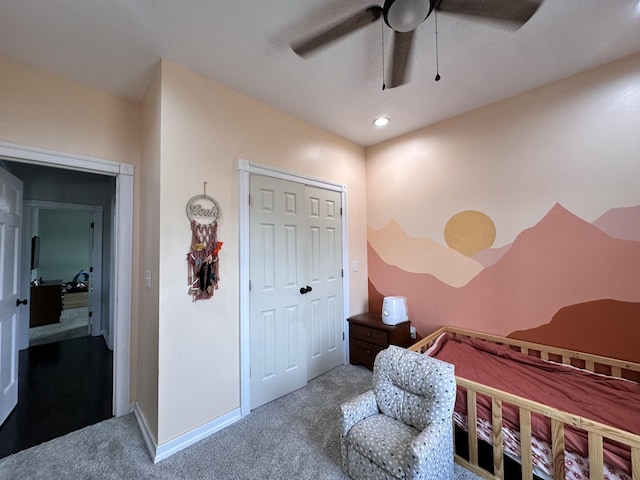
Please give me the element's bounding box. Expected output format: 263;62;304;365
347;313;413;370
30;283;63;327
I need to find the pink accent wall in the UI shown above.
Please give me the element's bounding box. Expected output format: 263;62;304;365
368;204;640;360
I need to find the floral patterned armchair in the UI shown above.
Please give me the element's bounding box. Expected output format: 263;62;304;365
339;345;456;480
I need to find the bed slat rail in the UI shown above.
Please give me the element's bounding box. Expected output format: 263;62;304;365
519;409;533;479
550;418;566;479
456;377;640;480
633;447;640;479
467;390;479;467
588;432;604;479
491;398;504;478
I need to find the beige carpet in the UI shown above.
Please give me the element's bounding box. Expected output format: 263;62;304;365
0;364;482;479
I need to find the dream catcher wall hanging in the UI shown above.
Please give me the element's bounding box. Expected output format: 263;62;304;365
186;183;222;301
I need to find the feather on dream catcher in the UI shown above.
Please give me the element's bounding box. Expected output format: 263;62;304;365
186;183;223;301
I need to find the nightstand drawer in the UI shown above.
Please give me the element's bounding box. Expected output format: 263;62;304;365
350;323;389;347
350;339;386;370
347;313;413;371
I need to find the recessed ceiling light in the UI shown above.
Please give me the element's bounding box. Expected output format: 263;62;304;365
372;117;390;127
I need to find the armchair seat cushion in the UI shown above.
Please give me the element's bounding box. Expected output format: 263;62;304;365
346;414;419;478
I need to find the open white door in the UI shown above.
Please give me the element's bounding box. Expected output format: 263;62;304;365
0;167;23;425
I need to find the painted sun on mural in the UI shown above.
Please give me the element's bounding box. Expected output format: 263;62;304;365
444;210;496;257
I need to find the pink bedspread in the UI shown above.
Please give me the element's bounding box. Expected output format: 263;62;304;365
427;333;640;476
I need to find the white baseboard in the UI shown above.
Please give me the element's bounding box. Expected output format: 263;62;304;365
132;402;242;463
133;403;157;462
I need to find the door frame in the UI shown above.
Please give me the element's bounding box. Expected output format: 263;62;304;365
238;159;349;416
0;141;133;417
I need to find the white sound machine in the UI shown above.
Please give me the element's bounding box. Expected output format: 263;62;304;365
381;296;408;326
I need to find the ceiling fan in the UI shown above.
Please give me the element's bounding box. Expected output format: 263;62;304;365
291;0;544;88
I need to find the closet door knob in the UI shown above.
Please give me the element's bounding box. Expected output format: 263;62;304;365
299;286;313;295
16;298;28;306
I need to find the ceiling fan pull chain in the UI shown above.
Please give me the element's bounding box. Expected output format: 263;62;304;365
434;9;441;81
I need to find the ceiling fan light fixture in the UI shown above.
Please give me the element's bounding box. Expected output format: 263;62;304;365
383;0;434;32
373;117;390;127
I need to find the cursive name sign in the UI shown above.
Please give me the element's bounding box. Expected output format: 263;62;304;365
186;194;221;225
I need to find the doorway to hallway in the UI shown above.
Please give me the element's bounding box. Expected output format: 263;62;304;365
0;141;133;454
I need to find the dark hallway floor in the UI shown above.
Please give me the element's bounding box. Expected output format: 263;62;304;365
0;335;113;459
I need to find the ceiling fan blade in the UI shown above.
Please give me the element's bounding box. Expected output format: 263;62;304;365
436;0;543;26
292;6;383;56
389;30;415;88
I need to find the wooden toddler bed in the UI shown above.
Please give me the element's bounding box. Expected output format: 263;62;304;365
408;327;640;480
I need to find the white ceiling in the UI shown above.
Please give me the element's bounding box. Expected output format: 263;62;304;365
1;1;639;147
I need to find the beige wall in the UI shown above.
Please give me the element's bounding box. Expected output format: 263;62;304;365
137;65;162;439
151;60;367;444
0;56;140;165
0;54;143;407
367;53;640;247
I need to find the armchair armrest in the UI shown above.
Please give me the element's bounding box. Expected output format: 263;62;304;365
338;389;378;437
406;421;453;480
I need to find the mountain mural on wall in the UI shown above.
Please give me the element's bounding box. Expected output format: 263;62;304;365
472;243;512;268
592;204;640;241
367;220;483;287
368;203;640;362
509;299;640;365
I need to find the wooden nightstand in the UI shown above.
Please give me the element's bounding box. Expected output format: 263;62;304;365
347;313;412;370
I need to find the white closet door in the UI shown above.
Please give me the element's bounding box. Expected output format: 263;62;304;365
249;175;307;409
305;186;343;380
